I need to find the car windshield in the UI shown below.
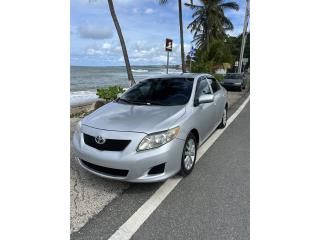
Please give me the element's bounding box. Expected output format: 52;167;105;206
118;78;194;106
225;74;243;79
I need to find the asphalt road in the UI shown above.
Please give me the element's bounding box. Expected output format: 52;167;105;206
133;103;250;240
71;97;250;240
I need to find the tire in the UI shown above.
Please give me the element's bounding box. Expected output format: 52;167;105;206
218;107;228;129
179;133;197;176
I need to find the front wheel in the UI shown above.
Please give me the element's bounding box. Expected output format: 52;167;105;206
218;107;227;129
179;133;197;176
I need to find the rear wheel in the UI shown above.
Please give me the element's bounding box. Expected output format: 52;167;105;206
179;133;197;176
218;107;227;129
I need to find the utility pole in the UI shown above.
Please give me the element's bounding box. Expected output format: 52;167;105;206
178;0;186;73
167;51;170;74
238;0;250;73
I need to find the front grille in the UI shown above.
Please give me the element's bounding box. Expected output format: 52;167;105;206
80;159;129;177
83;133;130;151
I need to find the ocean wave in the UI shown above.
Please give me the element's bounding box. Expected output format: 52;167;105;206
70;90;98;107
132;69;149;73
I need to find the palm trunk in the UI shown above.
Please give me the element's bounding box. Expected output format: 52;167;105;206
107;0;135;86
178;0;186;73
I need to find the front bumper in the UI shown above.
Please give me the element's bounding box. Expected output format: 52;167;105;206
72;125;185;183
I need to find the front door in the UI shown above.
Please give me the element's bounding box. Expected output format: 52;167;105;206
193;77;215;141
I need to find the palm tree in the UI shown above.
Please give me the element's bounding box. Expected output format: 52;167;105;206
186;0;239;50
159;0;186;73
107;0;135;86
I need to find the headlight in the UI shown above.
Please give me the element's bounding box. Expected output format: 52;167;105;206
137;127;180;151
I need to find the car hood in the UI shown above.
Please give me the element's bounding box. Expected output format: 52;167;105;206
82;102;186;133
223;78;242;84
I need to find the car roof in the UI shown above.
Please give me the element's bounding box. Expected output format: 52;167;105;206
144;73;210;80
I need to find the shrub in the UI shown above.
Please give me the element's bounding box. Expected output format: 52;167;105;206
96;86;125;102
213;74;224;82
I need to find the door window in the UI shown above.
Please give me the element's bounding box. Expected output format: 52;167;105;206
207;78;220;93
194;78;212;105
195;78;212;99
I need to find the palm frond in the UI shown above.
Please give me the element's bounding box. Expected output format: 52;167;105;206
158;0;168;5
219;2;239;11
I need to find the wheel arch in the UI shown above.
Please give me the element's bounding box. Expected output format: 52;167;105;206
190;129;200;146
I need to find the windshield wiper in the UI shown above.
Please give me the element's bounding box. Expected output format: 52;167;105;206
117;98;132;104
148;101;167;106
117;98;149;105
118;98;168;106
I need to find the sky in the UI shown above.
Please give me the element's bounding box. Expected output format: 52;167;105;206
71;0;247;66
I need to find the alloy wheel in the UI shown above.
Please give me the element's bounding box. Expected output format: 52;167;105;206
183;138;196;170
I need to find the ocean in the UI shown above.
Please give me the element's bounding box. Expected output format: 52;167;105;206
70;66;182;107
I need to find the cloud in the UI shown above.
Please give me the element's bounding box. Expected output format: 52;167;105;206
132;8;140;14
87;48;104;56
129;40;191;65
85;41;122;57
144;8;155;14
78;24;113;39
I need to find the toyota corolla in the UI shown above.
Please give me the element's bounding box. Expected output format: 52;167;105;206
73;73;228;182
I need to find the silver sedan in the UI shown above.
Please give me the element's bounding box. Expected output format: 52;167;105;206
73;73;228;182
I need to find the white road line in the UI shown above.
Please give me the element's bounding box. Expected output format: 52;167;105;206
109;96;250;240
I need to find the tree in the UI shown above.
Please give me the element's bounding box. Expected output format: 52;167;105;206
186;0;239;50
191;39;234;73
107;0;135;86
159;0;186;73
226;33;250;72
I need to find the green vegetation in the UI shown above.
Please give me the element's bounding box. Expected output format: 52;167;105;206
70;109;95;118
96;86;125;102
185;0;250;74
213;74;224;82
190;39;235;73
187;0;239;50
190;33;250;74
227;33;250;72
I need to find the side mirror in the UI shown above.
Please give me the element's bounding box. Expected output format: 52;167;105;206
198;94;214;104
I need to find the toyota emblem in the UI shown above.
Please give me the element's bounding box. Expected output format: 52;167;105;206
95;135;106;145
